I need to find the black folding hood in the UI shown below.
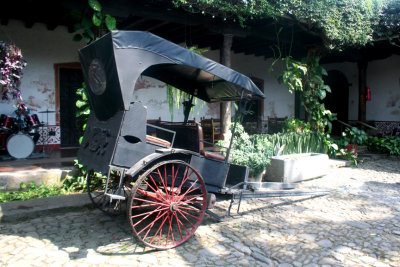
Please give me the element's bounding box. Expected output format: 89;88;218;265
78;31;265;121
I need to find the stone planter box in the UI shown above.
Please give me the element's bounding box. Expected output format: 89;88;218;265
265;153;329;183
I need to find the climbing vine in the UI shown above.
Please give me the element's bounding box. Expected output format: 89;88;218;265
65;0;118;191
279;55;336;133
172;0;400;51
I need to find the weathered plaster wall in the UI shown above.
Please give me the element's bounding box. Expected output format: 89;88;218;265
367;55;400;120
324;55;400;121
231;54;294;119
0;20;84;125
132;76;215;122
132;49;294;122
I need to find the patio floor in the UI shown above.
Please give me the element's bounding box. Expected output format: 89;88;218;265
0;147;77;172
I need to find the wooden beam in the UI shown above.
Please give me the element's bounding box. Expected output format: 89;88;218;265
121;17;150;30
46;22;58;31
25;20;35;29
1;18;8;25
357;60;368;122
220;34;233;142
146;21;170;32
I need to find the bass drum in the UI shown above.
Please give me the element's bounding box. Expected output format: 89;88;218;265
7;133;34;159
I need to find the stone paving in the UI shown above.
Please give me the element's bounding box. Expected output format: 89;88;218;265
0;157;399;266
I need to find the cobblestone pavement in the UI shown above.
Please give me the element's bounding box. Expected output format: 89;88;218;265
1;157;399;267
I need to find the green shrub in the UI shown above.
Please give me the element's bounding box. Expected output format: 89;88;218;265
366;136;400;156
0;182;66;203
259;132;328;156
282;118;311;133
62;160;89;192
219;124;273;177
343;127;367;145
219;123;329;177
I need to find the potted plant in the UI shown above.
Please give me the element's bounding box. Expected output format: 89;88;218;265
342;127;367;154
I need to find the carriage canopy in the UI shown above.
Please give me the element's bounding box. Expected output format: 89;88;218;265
78;31;265;120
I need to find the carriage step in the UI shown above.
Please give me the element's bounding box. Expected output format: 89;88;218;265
105;193;126;201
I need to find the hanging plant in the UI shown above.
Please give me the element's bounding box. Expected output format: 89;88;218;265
166;46;207;121
0;42;27;101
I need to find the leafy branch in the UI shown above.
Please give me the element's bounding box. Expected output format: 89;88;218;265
279;55;336;133
72;0;117;44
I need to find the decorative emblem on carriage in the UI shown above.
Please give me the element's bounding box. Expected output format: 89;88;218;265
88;58;107;95
83;127;110;155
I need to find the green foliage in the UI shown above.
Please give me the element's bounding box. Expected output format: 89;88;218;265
173;0;280;27
375;0;400;44
280;0;380;50
75;84;90;144
172;0;399;50
218;123;329;176
67;84;92;190
0;182;65;203
279;56;336;133
62;160;89;192
218;123;273;177
282;117;311;133
342;127;367;145
260;132;328;156
67;0;116;192
334;145;359;165
88;0;102;12
366;136;400;156
72;0;117;44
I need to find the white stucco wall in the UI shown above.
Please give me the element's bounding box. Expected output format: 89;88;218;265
132;76;216;122
324;54;400;121
231;54;294;119
0;20;84;125
367;55;400;121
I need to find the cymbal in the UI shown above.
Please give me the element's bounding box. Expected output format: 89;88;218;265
38;110;56;113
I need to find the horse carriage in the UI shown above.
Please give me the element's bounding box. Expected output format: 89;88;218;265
78;31;324;250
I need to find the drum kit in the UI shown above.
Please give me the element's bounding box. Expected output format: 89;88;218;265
0;110;56;159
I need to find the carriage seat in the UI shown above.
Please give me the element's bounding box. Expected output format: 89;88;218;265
202;150;227;161
198;125;231;162
145;135;171;147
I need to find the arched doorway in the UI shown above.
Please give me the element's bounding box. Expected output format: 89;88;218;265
324;70;350;136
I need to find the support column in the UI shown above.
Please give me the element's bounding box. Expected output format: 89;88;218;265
357;60;368;122
220;34;233;142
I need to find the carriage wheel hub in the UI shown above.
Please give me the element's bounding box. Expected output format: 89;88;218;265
170;202;179;212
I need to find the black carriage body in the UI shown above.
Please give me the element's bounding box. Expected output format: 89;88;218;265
77;31;264;192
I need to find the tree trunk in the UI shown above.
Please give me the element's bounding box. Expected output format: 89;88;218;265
220;34;233;142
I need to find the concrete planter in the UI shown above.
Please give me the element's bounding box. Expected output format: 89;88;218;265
265;153;329;183
0;168;72;191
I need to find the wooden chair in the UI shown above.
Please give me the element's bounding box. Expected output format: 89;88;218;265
200;118;213;144
211;119;221;143
201;118;222;144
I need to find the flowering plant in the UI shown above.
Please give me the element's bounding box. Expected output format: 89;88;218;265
0;42;27;100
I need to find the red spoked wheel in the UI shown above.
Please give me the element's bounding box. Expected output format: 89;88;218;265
128;160;207;249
